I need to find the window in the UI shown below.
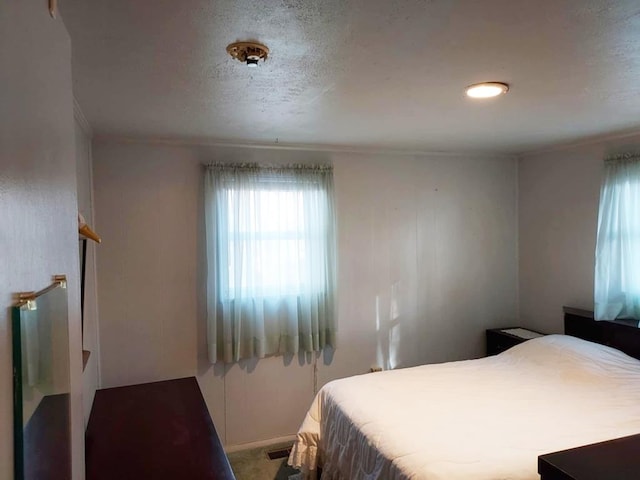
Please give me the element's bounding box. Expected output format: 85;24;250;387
594;154;640;320
204;164;337;363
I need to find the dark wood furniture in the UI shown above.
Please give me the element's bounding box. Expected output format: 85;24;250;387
535;307;640;479
485;327;545;356
86;377;235;480
539;433;640;480
563;306;640;360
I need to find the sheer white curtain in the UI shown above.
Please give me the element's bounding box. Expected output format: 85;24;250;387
205;163;337;363
594;154;640;320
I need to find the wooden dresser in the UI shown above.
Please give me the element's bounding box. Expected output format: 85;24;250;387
539;433;640;480
86;377;235;479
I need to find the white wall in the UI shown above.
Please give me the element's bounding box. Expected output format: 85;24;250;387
94;142;201;386
0;2;84;478
92;140;518;446
74;108;100;427
518;133;640;334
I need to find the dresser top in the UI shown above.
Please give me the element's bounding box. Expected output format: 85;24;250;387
539;433;640;480
86;377;235;480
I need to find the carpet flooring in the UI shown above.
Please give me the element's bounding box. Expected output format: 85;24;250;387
227;443;301;480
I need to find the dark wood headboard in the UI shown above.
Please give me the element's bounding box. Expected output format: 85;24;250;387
564;306;640;361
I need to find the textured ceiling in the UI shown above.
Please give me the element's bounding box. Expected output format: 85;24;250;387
61;0;640;153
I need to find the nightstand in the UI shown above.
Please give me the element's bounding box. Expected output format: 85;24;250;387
485;327;545;356
539;433;640;479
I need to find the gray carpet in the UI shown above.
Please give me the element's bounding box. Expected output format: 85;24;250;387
227;443;301;480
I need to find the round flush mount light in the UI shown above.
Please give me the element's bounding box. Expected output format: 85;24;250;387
465;82;509;99
226;41;269;68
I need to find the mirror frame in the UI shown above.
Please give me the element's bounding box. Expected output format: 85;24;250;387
12;275;70;480
12;304;25;479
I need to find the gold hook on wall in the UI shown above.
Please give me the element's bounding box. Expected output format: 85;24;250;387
18;292;38;311
49;0;57;19
78;213;101;243
53;275;67;289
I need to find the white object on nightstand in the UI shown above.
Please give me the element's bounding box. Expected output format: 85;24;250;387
500;328;544;340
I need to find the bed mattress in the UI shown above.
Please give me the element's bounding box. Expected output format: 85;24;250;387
289;334;640;479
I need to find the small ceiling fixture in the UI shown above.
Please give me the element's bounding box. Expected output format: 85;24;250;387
465;82;509;99
226;41;269;68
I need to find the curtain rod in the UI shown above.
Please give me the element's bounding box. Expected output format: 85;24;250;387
605;152;640;164
205;162;332;172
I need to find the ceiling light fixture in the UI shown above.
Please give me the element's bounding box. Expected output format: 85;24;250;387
465;82;509;99
226;41;269;68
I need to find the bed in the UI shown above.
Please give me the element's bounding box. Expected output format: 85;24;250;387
288;308;640;479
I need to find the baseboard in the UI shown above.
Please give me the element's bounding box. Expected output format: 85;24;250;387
224;434;297;454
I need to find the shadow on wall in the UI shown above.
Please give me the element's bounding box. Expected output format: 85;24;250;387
375;281;403;370
229;348;334;375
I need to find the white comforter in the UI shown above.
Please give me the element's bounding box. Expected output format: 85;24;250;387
289;335;640;479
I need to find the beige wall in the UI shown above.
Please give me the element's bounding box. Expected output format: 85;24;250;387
93;140;518;446
1;2;84;478
94;142;201;386
518;133;640;334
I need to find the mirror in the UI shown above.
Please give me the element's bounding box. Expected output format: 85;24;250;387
12;277;71;480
